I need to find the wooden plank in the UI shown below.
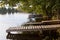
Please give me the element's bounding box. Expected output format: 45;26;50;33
42;20;60;23
24;20;60;25
6;24;60;32
24;22;43;25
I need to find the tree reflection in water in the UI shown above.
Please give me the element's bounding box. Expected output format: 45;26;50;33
0;7;20;15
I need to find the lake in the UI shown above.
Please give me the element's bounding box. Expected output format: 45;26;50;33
0;13;29;40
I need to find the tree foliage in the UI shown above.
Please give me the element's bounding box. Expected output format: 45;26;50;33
2;0;60;19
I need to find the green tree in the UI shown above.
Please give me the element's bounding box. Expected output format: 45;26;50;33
2;0;60;20
52;0;60;19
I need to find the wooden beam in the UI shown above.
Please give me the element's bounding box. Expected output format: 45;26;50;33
6;24;60;33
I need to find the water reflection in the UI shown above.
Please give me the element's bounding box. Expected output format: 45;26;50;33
0;13;29;40
0;7;20;15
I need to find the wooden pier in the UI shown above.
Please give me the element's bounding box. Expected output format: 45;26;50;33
6;20;60;40
6;24;60;33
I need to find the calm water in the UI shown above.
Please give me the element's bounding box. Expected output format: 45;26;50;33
0;13;29;40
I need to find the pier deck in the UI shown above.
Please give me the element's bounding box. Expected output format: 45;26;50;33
6;20;60;40
6;24;60;33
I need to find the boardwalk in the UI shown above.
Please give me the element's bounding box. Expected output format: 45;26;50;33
6;20;60;40
6;24;60;32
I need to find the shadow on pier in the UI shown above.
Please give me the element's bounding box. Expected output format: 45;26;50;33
6;30;60;40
